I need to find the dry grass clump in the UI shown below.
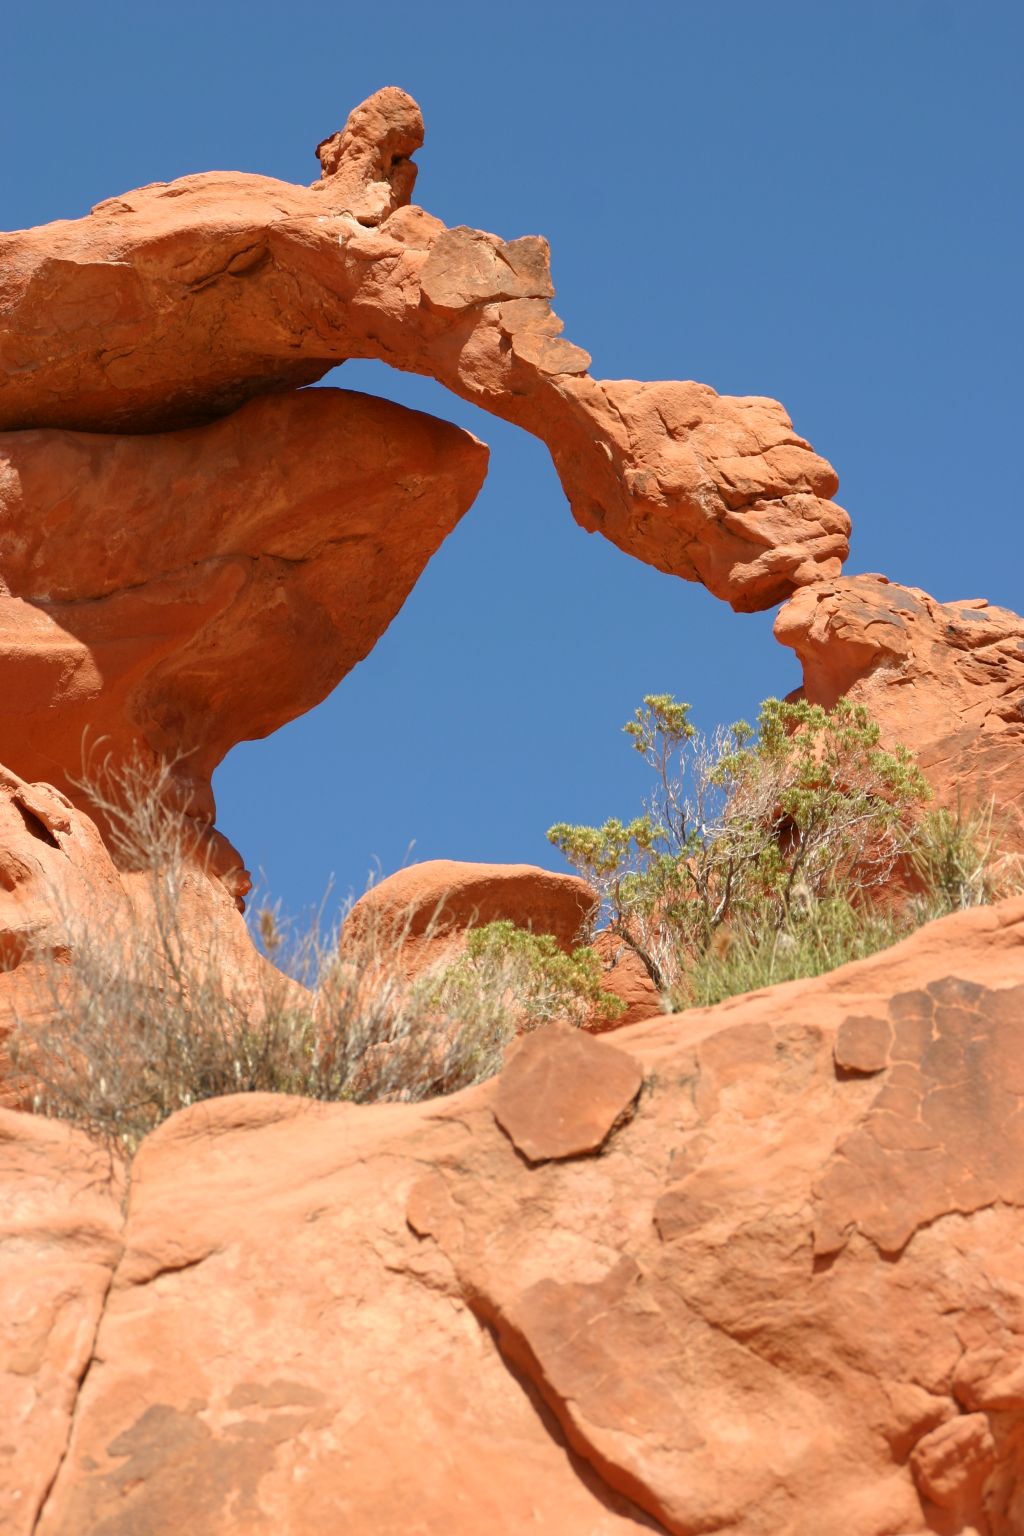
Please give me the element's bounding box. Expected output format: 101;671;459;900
9;758;610;1152
682;799;1023;1009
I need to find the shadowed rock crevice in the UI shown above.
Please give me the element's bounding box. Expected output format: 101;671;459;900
467;1305;673;1534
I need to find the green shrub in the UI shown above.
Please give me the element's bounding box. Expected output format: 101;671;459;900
549;693;944;1006
683;894;913;1008
420;919;625;1029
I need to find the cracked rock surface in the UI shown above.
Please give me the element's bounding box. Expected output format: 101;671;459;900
5;898;1023;1535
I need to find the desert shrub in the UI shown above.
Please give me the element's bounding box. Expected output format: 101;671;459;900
419;919;625;1030
9;759;612;1151
908;796;1017;916
548;693;950;1007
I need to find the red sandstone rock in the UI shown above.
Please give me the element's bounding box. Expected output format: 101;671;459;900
347;862;661;1034
0;387;486;888
492;1023;643;1161
775;573;1024;851
0;89;848;611
0;1109;124;1536
590;929;663;1028
0;767;130;1061
3;898;1020;1535
346;857;598;972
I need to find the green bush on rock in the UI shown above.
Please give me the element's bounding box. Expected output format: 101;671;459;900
549;693;1012;1010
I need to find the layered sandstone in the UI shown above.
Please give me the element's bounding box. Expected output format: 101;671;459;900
0;89;848;611
776;574;1024;849
4;898;1022;1535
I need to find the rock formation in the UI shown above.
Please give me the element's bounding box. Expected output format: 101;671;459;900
777;574;1024;850
347;857;597;966
0;387;486;897
2;84;1023;1536
0;766;268;1095
5;900;1024;1535
0;88;848;612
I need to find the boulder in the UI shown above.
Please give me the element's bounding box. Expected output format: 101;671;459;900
6;897;1022;1535
0;387;486;895
0;89;848;612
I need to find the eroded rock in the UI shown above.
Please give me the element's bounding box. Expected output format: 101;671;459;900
0;89;848;611
0;763;280;1098
776;573;1024;850
7;898;1022;1535
0;1109;124;1536
343;857;599;1000
0;387;486;884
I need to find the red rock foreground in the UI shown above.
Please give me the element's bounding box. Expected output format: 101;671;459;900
4;898;1023;1536
0;88;848;612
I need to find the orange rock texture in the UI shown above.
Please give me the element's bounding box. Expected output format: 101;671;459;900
3;901;1023;1535
0;387;486;894
345;857;600;997
777;573;1024;849
0;765;271;1093
0;88;848;612
2;83;1023;1536
348;861;664;1029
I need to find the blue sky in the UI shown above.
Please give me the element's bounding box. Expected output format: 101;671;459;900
5;1;1022;921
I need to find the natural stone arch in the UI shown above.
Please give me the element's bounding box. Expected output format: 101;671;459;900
0;87;848;614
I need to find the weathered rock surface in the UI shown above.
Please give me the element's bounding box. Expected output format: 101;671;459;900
0;1108;125;1536
493;1022;643;1161
346;857;598;972
776;573;1024;850
5;897;1022;1535
0;763;275;1097
0;386;486;885
0;88;848;611
591;929;664;1028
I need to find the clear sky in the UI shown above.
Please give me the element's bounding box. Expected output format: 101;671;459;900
5;1;1022;923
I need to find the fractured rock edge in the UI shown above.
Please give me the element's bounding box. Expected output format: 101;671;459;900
777;572;1024;853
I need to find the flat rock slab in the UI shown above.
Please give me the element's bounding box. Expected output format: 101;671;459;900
492;1023;643;1162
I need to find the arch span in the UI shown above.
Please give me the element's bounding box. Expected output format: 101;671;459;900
0;87;848;614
